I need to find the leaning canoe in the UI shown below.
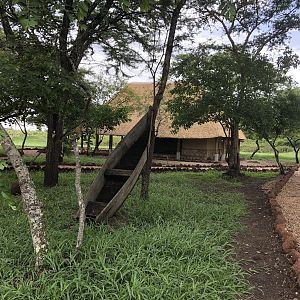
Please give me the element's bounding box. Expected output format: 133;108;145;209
84;108;152;222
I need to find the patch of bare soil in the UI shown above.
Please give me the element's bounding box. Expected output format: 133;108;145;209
236;176;300;300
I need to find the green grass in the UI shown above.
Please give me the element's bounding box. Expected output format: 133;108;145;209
240;151;296;163
0;171;250;299
5;129;121;150
240;138;293;153
240;139;297;163
20;154;107;166
7;129;47;148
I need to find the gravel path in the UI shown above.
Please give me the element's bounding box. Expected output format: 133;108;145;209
277;167;300;249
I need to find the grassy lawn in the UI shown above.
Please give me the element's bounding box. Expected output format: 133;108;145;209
20;154;107;165
240;151;296;163
0;171;251;299
4;129;121;150
240;139;297;163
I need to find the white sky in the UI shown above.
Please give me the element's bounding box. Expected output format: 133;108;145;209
82;28;300;86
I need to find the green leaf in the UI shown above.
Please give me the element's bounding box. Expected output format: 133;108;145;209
1;191;9;200
219;2;236;22
121;0;130;11
139;0;150;12
79;23;88;31
0;161;8;170
1;191;18;211
77;2;89;21
19;17;38;30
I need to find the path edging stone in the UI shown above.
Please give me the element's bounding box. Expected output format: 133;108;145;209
266;166;300;284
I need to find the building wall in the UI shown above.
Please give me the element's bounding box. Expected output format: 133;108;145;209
181;138;226;161
152;137;228;161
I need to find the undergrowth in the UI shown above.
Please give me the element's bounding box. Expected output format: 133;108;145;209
0;171;250;299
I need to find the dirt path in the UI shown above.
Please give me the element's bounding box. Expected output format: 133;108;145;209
236;176;300;300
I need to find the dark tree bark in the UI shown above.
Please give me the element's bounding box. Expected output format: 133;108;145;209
15;118;28;155
80;132;84;153
226;122;241;176
140;0;186;200
287;136;300;164
265;137;285;175
92;131;104;156
250;139;260;159
86;132;92;156
44;114;64;187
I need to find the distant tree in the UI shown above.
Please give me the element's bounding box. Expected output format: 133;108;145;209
82;103;129;156
243;88;300;173
178;0;300;176
281;88;300;164
169;50;289;174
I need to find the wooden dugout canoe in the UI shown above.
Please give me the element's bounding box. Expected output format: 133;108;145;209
84;108;152;222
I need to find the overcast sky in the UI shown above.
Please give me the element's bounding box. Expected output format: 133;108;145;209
82;27;300;86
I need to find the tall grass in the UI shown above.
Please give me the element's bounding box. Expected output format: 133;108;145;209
0;171;249;299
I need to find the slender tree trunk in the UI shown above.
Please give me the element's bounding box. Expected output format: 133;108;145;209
72;140;86;251
266;138;285;174
86;133;91;156
250;139;260;159
227;122;241;176
80;133;84;153
92;133;104;156
296;149;299;164
0;124;48;270
44;113;64;187
15;118;28;155
287;136;300;164
21;129;28;155
140;0;186;200
93;130;99;156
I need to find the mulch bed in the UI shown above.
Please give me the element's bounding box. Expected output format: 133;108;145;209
235;172;300;300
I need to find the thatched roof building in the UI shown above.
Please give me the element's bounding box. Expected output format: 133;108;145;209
106;82;245;161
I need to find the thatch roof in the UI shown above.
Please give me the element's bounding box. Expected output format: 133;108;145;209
107;82;246;140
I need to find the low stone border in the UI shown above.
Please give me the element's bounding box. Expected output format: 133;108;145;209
265;166;300;284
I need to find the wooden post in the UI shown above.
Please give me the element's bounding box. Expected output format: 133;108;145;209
176;139;181;160
109;135;113;154
214;138;219;161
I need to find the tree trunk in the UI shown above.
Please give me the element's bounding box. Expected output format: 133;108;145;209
21;129;28;155
72;140;86;251
140;0;186;200
80;133;84;153
86;133;91;156
266;138;285;175
287;136;300;164
227;122;241;176
250;139;260;159
92;130;103;156
44;113;64;187
0;124;48;270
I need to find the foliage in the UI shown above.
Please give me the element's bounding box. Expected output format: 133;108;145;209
0;41;93;125
0;160;17;210
243;87;300;165
169;50;286;130
0;170;249;299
